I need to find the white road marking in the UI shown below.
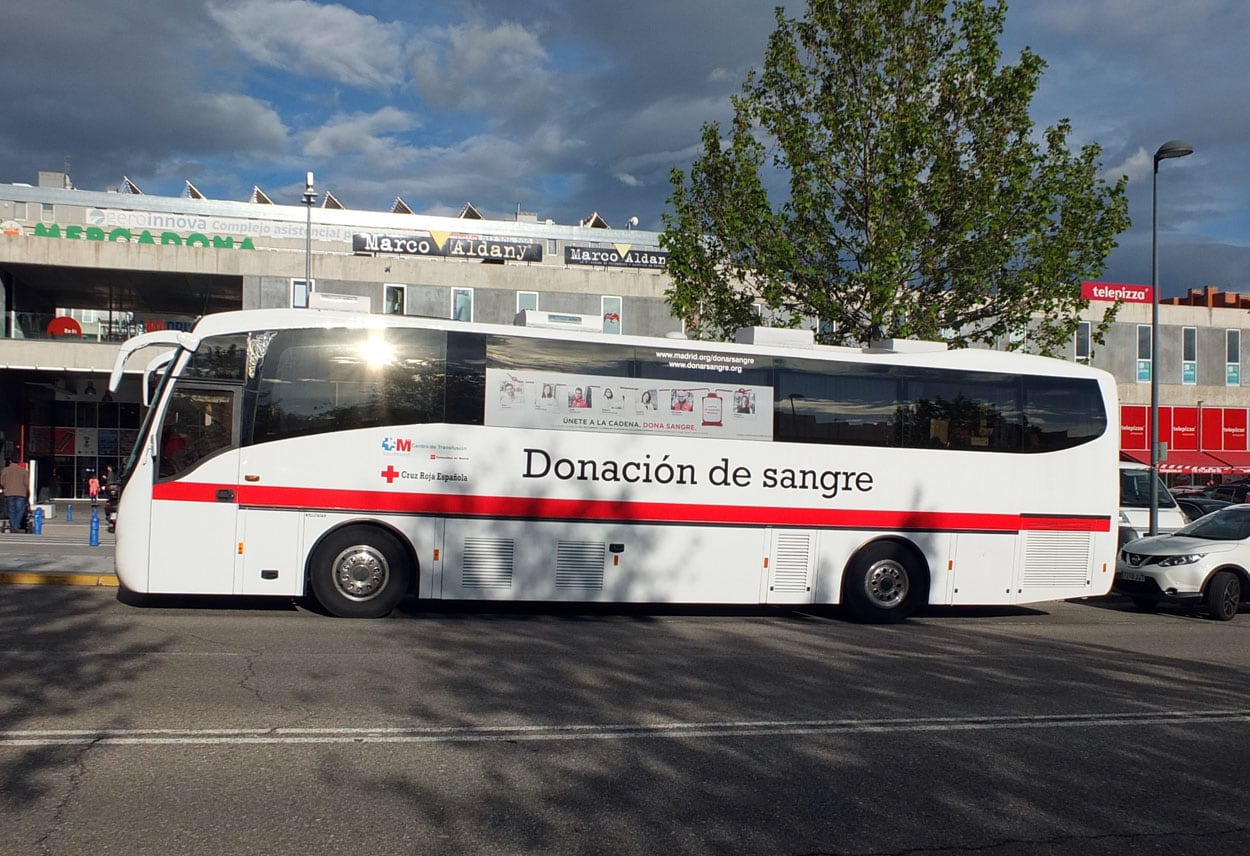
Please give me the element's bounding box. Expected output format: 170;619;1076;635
2;710;1248;747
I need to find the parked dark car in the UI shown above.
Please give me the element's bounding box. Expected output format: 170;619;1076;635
1206;483;1250;503
1177;496;1233;523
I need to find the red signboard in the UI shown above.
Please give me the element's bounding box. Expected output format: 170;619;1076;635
1122;405;1250;471
1225;409;1248;452
1203;408;1225;450
1169;406;1198;451
1121;405;1148;450
46;316;82;337
1081;282;1153;304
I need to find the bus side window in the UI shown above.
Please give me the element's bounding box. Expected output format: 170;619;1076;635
158;387;237;478
773;363;901;447
251;327;450;444
1022;378;1107;452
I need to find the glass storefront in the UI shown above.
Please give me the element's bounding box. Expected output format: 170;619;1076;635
22;383;142;501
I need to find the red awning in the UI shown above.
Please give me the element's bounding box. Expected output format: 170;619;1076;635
1157;451;1234;474
1121;451;1149;465
1210;451;1250;473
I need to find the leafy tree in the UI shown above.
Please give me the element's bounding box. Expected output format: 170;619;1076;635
661;0;1129;353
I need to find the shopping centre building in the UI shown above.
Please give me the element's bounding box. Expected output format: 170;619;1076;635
2;169;1248;500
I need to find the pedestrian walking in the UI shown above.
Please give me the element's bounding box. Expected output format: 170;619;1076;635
1;457;30;533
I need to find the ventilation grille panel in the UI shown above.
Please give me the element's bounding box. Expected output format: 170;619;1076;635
461;537;514;589
772;533;813;593
1022;531;1091;587
556;541;606;590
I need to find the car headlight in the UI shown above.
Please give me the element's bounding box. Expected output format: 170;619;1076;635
1157;553;1206;567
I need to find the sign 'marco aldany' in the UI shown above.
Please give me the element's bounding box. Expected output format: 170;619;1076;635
564;245;668;270
353;230;669;269
354;231;543;262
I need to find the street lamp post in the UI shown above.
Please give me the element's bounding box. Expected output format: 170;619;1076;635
302;171;317;301
1149;140;1194;535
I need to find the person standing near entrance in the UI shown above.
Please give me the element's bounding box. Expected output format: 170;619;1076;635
1;457;30;533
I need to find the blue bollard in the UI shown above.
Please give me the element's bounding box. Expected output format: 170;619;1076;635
89;507;100;547
67;504;73;522
33;507;43;535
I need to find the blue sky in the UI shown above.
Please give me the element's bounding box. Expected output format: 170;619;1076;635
3;0;1246;297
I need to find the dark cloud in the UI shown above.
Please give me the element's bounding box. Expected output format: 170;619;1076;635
2;0;1248;293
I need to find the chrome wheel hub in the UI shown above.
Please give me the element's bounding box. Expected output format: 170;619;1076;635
332;546;389;601
864;560;908;608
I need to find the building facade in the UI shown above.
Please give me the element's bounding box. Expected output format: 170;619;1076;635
2;171;1248;499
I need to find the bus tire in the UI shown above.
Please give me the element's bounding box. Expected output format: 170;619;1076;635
1204;571;1241;622
308;525;412;619
843;541;925;623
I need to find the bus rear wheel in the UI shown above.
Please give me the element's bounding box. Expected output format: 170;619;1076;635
844;542;924;623
309;526;412;618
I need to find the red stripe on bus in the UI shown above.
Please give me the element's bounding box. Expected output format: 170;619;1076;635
151;481;1111;534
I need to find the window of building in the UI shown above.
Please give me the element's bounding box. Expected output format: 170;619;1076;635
1229;330;1242;386
383;284;405;315
516;291;539;314
290;278;313;309
1182;326;1197;385
601;296;622;335
1137;324;1152;383
451;287;473;322
1075;321;1091;361
41;202;54;221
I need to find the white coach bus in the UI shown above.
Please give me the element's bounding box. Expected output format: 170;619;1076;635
107;307;1118;620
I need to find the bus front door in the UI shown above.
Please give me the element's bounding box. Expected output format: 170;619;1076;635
147;384;242;595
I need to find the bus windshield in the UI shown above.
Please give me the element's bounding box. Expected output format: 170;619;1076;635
119;350;182;483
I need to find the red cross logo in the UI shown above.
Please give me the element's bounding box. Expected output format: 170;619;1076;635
381;465;400;483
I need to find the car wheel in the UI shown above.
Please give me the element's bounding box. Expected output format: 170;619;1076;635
1130;597;1160;613
1203;571;1241;622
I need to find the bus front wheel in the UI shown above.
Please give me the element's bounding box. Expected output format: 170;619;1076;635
309;526;412;618
843;542;925;623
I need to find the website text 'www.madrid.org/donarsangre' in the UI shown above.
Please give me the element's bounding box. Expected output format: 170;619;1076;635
654;351;756;375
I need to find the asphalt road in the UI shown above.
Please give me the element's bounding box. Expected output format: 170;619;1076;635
2;584;1249;856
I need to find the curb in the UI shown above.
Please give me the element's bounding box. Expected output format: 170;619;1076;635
0;572;120;588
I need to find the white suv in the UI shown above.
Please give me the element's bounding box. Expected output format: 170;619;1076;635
1115;504;1250;620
